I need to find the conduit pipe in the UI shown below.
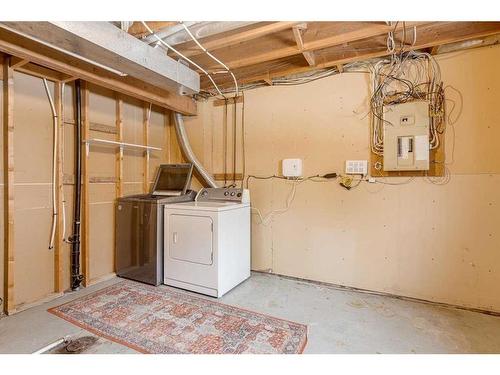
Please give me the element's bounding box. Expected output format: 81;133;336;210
70;80;84;290
173;112;217;188
42;79;58;250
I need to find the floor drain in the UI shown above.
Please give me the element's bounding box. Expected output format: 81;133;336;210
53;336;99;354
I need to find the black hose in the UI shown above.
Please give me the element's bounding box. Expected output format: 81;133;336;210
71;80;83;290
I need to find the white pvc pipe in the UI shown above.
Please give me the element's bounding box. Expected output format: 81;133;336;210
43;79;58;250
33;337;68;354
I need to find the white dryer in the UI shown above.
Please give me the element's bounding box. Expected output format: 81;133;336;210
164;187;250;297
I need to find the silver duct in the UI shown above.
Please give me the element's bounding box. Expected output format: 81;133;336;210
173;112;218;188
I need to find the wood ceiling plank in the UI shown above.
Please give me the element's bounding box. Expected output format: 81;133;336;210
199;21;427;71
178;21;301;58
200;21;500;90
128;21;178;38
0;28;197;115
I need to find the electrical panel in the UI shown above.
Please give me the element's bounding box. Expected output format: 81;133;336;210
345;160;368;175
383;101;430;171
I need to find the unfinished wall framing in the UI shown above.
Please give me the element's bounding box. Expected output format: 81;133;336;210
0;55;175;314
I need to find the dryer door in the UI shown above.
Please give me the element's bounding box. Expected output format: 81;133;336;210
169;214;213;265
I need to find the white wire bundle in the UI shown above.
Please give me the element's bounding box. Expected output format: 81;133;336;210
366;49;444;156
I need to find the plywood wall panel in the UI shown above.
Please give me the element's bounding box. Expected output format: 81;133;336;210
13;185;54;307
13;73;54;184
122;97;144;182
88;84;116;127
181;45;500;312
88;183;115;281
148;108;166;184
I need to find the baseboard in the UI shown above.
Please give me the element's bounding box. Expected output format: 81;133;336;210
252;270;500;317
87;272;117;287
12;292;65;315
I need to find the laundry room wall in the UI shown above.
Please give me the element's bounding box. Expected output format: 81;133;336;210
180;44;500;313
1;70;173;313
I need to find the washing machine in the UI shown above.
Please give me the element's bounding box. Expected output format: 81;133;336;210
164;187;250;297
115;163;195;286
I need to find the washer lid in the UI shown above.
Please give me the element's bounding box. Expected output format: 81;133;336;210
166;201;249;212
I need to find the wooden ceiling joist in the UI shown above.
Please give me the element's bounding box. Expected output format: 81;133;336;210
199;21;500;90
0;28;197;115
292;23;316;66
197;21;426;71
178;21;301;58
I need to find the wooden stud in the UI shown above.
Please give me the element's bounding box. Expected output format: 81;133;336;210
3;56;15;315
54;81;64;293
115;95;123;199
113;94;123;274
143;103;151;193
80;81;90;287
337;64;344;73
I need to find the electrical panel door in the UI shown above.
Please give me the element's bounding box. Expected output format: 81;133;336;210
383;101;430;171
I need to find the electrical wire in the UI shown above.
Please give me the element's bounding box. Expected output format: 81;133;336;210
43;79;58;250
140;21;226;99
180;21;239;97
241;91;246;189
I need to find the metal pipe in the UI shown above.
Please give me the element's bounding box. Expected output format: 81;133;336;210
173;112;217;188
70;80;84;290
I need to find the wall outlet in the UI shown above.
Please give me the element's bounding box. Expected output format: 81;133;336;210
282;158;303;178
345;160;368;175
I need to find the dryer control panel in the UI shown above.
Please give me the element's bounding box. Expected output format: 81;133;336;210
196;188;250;203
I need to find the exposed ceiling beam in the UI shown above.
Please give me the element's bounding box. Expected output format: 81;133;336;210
292;23;316;66
0;21;200;95
201;21;426;71
0;28;197;115
201;21;500;90
178;21;301;58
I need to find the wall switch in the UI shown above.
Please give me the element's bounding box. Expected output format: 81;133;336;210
345;160;368;175
282;158;303;178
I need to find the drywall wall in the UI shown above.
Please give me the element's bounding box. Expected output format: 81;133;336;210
1;71;172;311
182;44;500;312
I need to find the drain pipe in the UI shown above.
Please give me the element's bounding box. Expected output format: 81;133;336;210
70;80;84;290
173;112;217;188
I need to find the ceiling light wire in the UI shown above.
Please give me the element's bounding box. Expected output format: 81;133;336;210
180;21;239;97
140;21;226;99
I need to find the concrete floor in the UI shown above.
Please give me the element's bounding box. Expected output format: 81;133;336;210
1;272;500;354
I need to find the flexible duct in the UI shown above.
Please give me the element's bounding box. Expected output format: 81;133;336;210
173;112;217;188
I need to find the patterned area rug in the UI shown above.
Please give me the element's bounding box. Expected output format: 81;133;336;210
49;280;307;354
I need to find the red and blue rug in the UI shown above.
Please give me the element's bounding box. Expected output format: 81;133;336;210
49;280;307;354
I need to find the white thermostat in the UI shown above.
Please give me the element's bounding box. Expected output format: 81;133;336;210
282;158;303;178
